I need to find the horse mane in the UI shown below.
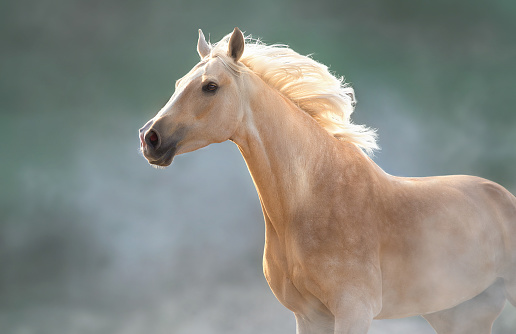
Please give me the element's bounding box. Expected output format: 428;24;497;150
210;33;378;154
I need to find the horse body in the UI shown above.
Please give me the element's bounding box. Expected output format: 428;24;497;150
139;28;516;333
377;174;514;317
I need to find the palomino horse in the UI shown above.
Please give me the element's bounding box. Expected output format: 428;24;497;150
139;28;516;333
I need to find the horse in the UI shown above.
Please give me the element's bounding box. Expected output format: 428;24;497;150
139;28;516;333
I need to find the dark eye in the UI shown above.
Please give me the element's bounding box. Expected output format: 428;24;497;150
202;82;218;93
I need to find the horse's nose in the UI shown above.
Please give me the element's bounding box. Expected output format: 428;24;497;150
144;129;160;149
140;120;157;149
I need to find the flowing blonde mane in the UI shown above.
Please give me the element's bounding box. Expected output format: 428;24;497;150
210;33;378;154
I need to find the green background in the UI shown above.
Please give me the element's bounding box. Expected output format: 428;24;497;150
1;0;515;333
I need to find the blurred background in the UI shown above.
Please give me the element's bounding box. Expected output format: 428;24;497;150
1;0;515;333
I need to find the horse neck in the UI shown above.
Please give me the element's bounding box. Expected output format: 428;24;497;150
231;73;385;236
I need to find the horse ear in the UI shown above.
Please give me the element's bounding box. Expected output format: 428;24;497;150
227;27;244;62
197;29;211;59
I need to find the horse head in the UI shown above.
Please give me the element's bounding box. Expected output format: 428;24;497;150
139;28;246;167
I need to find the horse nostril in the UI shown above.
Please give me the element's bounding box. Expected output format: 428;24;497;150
145;130;160;149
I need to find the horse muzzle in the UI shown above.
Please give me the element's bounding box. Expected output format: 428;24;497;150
139;119;180;167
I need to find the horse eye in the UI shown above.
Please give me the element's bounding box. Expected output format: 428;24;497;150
202;82;218;93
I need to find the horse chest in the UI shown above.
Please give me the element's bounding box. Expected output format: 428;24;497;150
262;226;331;316
263;234;305;312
